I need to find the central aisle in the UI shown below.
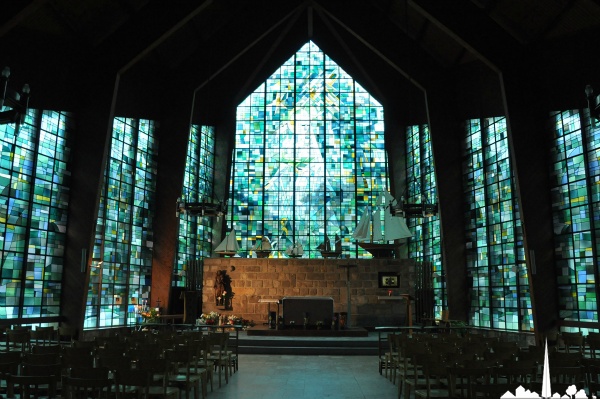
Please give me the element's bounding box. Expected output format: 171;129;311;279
207;354;397;399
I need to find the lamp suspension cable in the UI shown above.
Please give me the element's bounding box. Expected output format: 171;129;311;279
0;66;31;125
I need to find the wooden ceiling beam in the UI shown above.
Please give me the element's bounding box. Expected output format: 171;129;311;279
0;0;49;39
409;0;520;73
119;0;214;74
316;7;386;102
314;1;427;92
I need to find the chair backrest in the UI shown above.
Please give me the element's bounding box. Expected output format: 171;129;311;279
127;347;163;363
97;354;132;373
6;329;31;351
449;364;493;398
0;360;20;381
550;351;583;367
128;330;156;343
22;362;62;377
63;345;94;356
208;332;229;353
560;331;584;353
164;348;194;374
11;325;32;331
496;360;538;384
31;344;61;355
30;327;56;346
114;369;150;398
550;365;584;384
93;336;121;349
0;351;22;364
61;349;95;370
22;352;61;365
137;358;177;396
96;344;127;358
587;332;600;343
421;360;451;393
62;375;112;399
131;341;159;351
181;330;203;340
185;339;204;369
6;373;58;399
70;366;110;379
587;333;600;356
71;340;96;356
587;364;600;397
386;333;398;354
58;326;78;343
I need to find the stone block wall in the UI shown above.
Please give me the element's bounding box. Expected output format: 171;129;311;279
202;257;415;328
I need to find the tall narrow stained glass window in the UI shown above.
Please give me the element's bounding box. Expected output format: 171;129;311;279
406;124;444;319
85;118;157;328
463;117;533;331
550;109;599;331
230;41;387;258
0;110;72;321
175;125;216;287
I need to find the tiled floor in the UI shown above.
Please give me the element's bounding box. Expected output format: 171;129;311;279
207;354;398;399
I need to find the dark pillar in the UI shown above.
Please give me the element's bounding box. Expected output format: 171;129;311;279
425;79;469;322
385;108;408;197
211;111;236;244
500;68;558;344
150;91;194;313
61;74;118;332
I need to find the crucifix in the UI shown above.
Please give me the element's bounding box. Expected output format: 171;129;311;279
338;263;357;327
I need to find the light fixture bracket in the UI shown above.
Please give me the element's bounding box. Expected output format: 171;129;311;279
0;67;30;125
176;197;227;218
392;201;438;218
586;85;600;125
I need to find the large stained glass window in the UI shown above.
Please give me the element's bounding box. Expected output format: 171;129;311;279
230;41;388;258
174;125;216;287
0;110;71;321
550;109;599;332
85;118;157;328
463;117;533;331
406;124;444;318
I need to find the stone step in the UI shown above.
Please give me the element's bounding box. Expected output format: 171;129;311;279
239;345;378;355
236;336;380;356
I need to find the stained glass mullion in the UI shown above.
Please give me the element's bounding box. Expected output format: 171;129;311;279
0;109;71;323
20;112;42;318
581;112;600;324
405;124;443;318
86;117;157;329
176;125;215;287
464;117;532;331
550;110;599;331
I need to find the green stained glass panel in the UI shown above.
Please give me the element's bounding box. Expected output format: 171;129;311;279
230;41;387;259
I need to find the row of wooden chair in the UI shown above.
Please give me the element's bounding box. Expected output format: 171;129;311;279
1;329;235;399
383;332;600;398
2;325;78;353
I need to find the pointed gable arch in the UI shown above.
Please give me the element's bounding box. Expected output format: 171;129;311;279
230;41;389;258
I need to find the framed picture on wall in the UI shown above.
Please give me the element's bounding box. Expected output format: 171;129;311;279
379;272;399;288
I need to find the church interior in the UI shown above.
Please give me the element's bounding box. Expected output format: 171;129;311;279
2;0;600;397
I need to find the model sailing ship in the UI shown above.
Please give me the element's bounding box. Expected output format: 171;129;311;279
353;192;412;258
252;236;273;258
214;227;240;257
318;234;342;258
285;241;304;258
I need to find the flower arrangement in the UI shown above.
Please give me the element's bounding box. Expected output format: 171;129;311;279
199;311;221;325
140;308;160;323
227;314;255;328
197;311;255;329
